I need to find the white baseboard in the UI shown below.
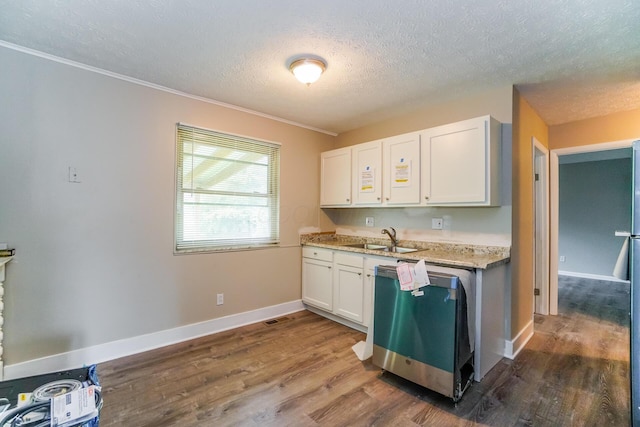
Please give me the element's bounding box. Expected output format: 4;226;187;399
558;270;630;284
304;305;367;333
4;300;305;380
504;318;534;360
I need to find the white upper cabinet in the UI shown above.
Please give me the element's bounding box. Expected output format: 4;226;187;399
320;147;352;207
319;115;501;208
421;115;501;207
352;140;383;206
382;132;421;205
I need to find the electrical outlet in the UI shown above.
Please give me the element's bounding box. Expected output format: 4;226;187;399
68;166;81;183
365;217;374;227
560;256;566;262
217;293;224;305
432;218;443;230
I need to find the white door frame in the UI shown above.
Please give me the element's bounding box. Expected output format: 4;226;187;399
549;139;634;314
533;138;550;315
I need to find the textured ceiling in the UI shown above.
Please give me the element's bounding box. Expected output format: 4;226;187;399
0;0;639;134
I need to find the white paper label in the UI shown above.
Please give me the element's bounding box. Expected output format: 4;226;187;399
412;259;431;289
17;393;32;407
51;386;97;426
393;159;410;187
396;263;414;290
360;166;375;192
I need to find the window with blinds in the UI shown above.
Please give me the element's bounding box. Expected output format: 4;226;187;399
175;124;280;253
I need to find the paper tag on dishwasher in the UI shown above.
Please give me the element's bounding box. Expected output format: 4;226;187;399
413;259;430;289
396;263;414;290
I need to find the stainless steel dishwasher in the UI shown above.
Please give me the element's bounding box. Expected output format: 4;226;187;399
372;265;474;402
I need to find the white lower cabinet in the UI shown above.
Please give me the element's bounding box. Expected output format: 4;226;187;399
333;252;365;323
302;247;333;311
302;248;400;328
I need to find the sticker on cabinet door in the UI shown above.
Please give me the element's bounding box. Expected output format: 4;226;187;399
393;159;410;187
360;166;375;192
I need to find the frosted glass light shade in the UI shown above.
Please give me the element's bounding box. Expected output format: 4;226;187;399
289;58;326;85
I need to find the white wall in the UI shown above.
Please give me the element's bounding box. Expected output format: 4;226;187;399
0;46;335;370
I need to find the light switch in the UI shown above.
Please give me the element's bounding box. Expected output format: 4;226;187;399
365;217;374;227
432;218;443;230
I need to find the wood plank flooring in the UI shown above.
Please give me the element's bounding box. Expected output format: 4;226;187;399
97;276;630;426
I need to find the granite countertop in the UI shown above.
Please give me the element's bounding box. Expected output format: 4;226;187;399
300;232;510;270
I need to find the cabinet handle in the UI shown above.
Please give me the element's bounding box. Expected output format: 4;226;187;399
377;197;381;201
385;197;390;201
346;198;350;202
358;272;362;276
313;252;317;255
328;266;332;269
366;274;371;277
425;196;429;200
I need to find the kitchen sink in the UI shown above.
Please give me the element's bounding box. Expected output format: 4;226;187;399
344;243;417;253
384;246;418;254
344;243;388;250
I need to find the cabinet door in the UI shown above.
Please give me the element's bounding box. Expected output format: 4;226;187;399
302;258;333;311
352;140;382;205
421;116;499;206
334;264;364;323
321;148;351;206
363;265;375;328
383;133;421;205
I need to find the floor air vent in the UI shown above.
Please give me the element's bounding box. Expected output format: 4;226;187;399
264;316;290;326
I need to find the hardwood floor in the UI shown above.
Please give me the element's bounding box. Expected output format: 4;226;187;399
97;276;630;426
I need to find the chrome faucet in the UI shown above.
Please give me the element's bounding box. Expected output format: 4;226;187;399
381;227;398;247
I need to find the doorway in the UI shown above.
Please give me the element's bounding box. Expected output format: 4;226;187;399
548;139;634;314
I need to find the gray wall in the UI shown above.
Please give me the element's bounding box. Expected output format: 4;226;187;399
0;46;335;366
558;158;631;277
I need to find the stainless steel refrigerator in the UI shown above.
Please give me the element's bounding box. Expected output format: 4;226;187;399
631;140;640;426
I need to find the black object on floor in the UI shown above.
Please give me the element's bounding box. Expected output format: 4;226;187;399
0;365;101;426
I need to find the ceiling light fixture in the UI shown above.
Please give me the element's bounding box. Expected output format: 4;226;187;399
289;57;326;86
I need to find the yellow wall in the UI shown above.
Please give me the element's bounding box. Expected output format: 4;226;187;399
511;89;549;339
549;108;640;148
329;86;514;245
336;86;513;147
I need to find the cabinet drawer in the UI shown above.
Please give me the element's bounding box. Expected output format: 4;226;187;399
335;252;364;268
302;247;333;262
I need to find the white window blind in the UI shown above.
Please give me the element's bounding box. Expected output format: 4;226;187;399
175;124;280;253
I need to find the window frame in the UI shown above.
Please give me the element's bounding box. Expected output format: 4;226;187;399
174;123;281;254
